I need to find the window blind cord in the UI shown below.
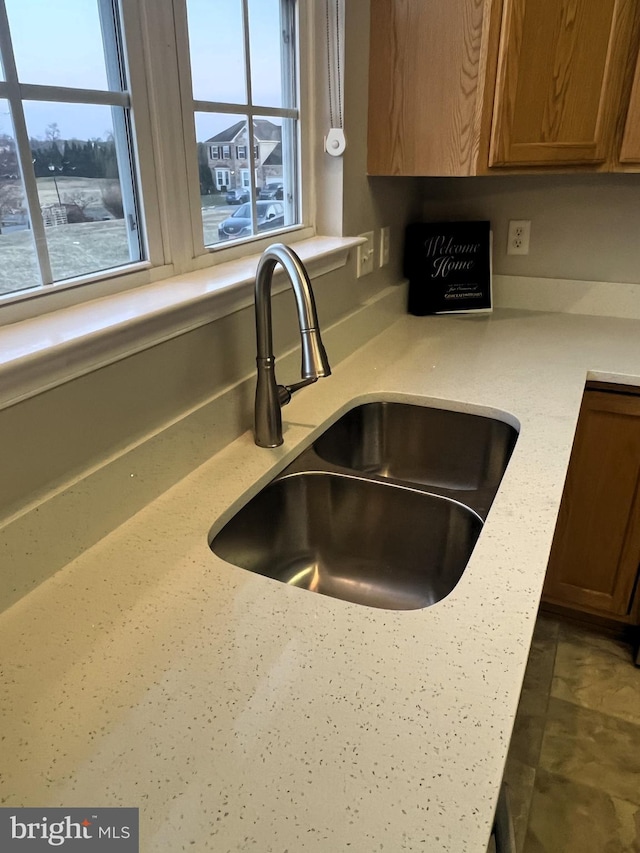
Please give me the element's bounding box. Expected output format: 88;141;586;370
335;0;343;129
324;0;346;155
326;0;335;129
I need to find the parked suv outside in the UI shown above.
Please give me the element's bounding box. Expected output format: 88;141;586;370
258;181;284;200
225;188;250;204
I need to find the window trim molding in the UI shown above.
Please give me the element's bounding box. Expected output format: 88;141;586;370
120;0;166;269
0;0;155;289
173;0;311;260
0;0;322;322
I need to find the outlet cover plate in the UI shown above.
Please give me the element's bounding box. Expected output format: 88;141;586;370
507;220;531;255
357;231;375;277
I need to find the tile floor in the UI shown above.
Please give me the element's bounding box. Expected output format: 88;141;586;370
502;615;640;852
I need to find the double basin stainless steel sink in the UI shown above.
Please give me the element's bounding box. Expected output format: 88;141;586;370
210;401;518;611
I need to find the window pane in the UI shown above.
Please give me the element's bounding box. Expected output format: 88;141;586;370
249;0;292;108
187;2;300;251
195;112;256;247
24;101;139;282
5;0;113;91
255;116;297;228
0;102;40;295
187;0;246;104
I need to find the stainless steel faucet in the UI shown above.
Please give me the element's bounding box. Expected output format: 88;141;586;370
254;244;331;447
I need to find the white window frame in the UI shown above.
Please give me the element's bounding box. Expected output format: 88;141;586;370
0;0;166;292
173;0;314;264
0;0;315;321
0;0;171;319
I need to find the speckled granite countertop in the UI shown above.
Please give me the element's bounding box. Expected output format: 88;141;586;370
2;308;640;852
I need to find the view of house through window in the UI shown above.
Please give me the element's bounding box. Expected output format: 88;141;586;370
0;0;142;298
187;0;300;247
0;0;304;304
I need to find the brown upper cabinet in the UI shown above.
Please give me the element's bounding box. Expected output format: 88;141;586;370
367;0;640;176
620;44;640;161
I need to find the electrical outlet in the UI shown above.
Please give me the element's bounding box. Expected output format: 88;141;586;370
357;231;375;277
507;220;531;255
379;226;390;267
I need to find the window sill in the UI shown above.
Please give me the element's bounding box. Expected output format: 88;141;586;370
0;236;362;412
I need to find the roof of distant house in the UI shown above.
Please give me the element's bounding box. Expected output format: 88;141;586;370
263;142;282;166
205;118;282;145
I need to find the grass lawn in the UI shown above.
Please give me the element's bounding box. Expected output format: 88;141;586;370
0;220;131;295
0;175;131;295
0;212;238;295
35;175;114;208
200;193;230;208
0;184;253;295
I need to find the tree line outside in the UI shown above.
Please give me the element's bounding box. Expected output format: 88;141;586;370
0;122;230;229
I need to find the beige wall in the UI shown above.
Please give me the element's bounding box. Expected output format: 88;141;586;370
420;174;640;284
342;0;419;276
0;260;399;523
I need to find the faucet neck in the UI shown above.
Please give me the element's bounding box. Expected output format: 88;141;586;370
255;246;320;363
254;244;331;447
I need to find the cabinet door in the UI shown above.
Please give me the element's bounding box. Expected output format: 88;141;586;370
544;391;640;617
490;0;637;167
620;48;640;162
367;0;491;176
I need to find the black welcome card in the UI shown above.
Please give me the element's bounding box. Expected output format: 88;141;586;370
404;221;492;315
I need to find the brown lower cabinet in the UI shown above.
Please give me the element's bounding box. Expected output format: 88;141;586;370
543;385;640;625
